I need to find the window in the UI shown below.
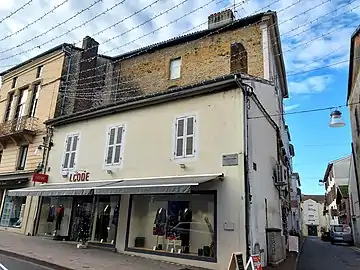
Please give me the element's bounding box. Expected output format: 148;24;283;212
14;88;28;119
105;125;125;166
29;84;40;117
170;58;181;80
62;133;79;171
4;92;14;121
11;77;17;89
36;65;43;78
17;145;28;170
174;116;195;159
0;192;26;228
127;193;216;260
230;42;248;74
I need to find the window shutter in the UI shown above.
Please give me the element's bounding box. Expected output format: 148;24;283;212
106;127;116;165
113;126;123;164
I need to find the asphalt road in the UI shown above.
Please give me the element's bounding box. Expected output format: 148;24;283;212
0;254;52;270
298;236;360;270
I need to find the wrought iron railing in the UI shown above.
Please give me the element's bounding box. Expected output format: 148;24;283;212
0;116;39;136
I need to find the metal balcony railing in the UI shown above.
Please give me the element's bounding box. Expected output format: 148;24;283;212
0;116;39;137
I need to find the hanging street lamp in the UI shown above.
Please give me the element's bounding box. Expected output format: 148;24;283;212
329;110;346;128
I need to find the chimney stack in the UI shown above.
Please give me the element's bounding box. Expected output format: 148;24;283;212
208;9;235;30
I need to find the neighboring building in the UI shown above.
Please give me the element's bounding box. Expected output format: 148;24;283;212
322;156;351;228
6;10;294;270
336;185;351;225
301;195;326;237
347;25;360;247
289;172;301;235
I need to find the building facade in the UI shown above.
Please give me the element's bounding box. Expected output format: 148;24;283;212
5;10;294;269
301;195;326;237
289;172;301;235
322;156;351;229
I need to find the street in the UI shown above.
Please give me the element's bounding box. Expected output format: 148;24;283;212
298;237;360;270
0;254;52;270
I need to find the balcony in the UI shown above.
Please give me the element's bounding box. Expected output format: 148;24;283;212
0;116;39;147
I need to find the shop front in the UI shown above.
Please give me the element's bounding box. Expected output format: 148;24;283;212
0;171;33;232
8;173;223;266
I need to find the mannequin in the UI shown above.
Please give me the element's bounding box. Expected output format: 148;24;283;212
179;208;192;253
47;205;55;222
153;208;167;236
112;205;119;225
55;205;65;232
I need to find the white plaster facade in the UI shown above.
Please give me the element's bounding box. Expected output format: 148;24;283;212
323;156;351;228
14;75;292;269
349;153;360;246
301;198;326;237
289;173;301;234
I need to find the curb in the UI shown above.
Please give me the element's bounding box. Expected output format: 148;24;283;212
0;249;71;270
295;237;306;270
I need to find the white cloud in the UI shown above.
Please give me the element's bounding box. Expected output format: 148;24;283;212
289;75;333;94
284;104;300;111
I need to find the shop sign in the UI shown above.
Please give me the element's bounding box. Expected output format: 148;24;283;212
32;173;49;183
69;171;90;182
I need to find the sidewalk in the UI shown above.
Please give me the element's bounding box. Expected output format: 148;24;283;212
0;230;206;270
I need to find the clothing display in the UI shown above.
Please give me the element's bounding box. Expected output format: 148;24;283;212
112;205;119;225
47;205;55;222
55;205;65;231
153;208;167;236
99;205;111;242
179;208;192;250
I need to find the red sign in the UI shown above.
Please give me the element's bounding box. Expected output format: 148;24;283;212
251;254;262;270
69;171;90;182
32;173;49;183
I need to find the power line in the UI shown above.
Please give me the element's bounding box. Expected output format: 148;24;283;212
0;0;70;43
0;0;33;24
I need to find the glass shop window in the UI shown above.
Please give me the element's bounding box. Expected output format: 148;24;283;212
127;193;216;259
91;195;120;245
37;197;73;237
0;193;27;228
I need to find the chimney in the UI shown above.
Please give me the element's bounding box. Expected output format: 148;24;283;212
82;36;99;53
208;9;234;30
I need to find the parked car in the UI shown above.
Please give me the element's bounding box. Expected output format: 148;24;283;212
330;224;354;245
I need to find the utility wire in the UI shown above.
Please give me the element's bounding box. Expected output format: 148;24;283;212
0;0;33;24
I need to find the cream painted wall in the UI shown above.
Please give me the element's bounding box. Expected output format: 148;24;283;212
301;200;326;237
46;89;247;270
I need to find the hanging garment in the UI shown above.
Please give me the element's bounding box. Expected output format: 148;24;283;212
154;208;167;225
47;205;55;222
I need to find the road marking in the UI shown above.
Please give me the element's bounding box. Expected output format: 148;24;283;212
351;246;360;253
0;263;8;270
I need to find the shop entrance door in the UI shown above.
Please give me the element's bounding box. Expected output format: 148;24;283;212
307;225;318;236
69;196;93;242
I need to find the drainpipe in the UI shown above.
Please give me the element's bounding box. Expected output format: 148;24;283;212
234;74;252;261
351;143;360;214
31;127;54;236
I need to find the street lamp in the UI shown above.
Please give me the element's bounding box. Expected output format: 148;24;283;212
329;110;346;128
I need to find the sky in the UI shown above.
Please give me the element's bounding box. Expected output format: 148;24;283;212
0;0;359;195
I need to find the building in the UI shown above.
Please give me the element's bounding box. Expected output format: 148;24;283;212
0;36;135;235
347;25;360;247
300;195;326;237
6;10;294;270
322;156;351;228
289;172;301;235
336;185;351;225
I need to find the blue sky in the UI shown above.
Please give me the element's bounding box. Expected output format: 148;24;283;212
0;0;359;195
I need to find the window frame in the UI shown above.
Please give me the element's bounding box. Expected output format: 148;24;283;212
16;145;28;170
61;132;80;173
4;92;14;122
173;113;197;161
36;65;43;78
29;84;40;117
11;77;17;89
103;124;126;169
124;190;218;263
169;57;182;80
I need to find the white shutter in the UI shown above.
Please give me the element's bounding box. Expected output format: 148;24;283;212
174;116;196;158
62;133;79;170
105;125;124;167
170;58;181;79
185;117;194;156
175;118;185;157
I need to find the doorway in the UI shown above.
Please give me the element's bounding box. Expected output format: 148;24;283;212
69;196;93;242
307;225;318;236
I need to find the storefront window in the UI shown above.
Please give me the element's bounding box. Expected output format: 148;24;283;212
37;197;73;237
127;193;216;259
0;193;27;228
91;195;120;245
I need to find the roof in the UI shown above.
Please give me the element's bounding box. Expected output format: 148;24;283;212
302;195;325;203
0;43;81;77
112;11;288;98
45;73;243;126
347;25;360;103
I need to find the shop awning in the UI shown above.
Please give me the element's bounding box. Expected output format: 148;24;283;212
7;180;123;197
94;173;224;195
